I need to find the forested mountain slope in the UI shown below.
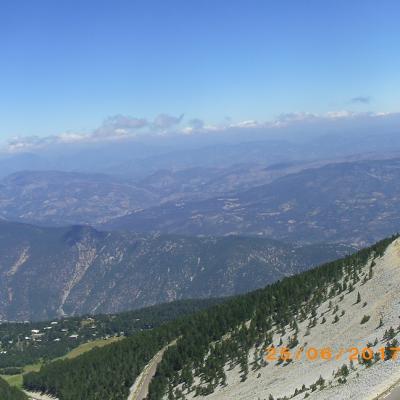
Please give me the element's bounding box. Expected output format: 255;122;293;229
0;220;351;321
0;377;27;400
22;235;399;400
105;158;400;246
0;298;222;369
167;236;400;400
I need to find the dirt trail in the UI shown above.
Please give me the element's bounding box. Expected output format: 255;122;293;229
128;340;177;400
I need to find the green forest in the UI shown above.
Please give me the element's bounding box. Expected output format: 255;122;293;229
0;377;27;400
22;235;397;400
0;298;222;369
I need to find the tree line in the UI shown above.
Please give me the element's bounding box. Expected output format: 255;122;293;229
0;298;221;369
0;377;28;400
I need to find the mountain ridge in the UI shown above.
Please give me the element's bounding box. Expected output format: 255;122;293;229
104;158;400;246
0;220;353;321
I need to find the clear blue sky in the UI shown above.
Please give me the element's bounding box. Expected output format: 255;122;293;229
0;0;399;139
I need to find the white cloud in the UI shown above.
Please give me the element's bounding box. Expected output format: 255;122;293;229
2;111;399;153
229;120;259;128
153;113;184;130
93;115;149;138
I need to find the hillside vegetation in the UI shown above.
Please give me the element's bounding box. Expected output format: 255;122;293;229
0;220;352;321
0;376;27;400
22;235;397;400
0;298;221;370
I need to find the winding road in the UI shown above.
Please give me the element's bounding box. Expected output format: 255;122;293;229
22;341;176;400
128;340;177;400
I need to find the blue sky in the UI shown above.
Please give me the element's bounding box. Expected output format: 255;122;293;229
0;0;399;141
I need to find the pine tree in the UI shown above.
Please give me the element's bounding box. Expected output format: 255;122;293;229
316;375;325;387
340;364;349;377
369;263;374;279
360;315;370;324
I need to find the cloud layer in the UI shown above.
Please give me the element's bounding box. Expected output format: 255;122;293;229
2;111;399;154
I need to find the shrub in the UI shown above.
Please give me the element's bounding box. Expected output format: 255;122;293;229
361;315;370;324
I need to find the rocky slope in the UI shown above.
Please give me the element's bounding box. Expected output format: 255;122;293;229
168;237;400;400
0;220;353;321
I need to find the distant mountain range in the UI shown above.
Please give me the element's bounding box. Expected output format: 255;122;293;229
104;158;400;246
0;170;157;225
2;130;400;178
0;220;353;321
0;161;333;226
2;158;400;247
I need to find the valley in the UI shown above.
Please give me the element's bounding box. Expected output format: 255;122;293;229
0;299;221;400
0;299;221;371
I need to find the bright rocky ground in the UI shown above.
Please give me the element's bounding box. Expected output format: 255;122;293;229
169;238;400;400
